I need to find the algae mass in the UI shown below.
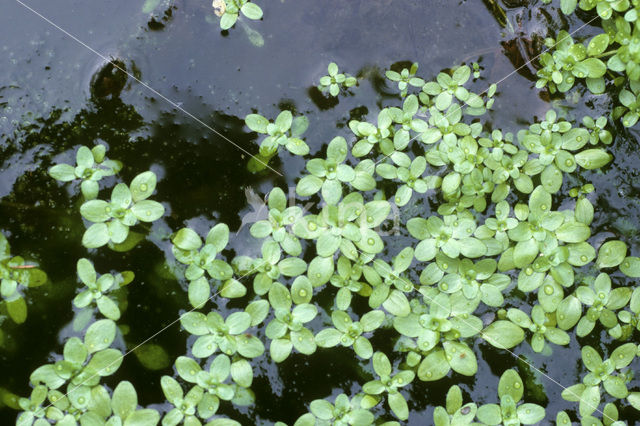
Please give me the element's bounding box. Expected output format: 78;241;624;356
2;0;640;424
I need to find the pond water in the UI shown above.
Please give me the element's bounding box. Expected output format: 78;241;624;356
1;0;639;424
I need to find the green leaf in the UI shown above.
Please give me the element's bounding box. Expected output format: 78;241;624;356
206;223;230;252
581;346;602;371
315;328;342;347
270;338;293;362
108;220;129;244
388;391;409;420
97;297;121;320
245;114;269;133
231;359;253;387
322;179;342;205
130;171;157;202
291;116;309;137
292;304;317;323
575;149;612;169
316;233;341;257
415;239;437;262
620;256;640;277
245;300;269;326
85;319;117;353
459;238;487;258
131;200;164;222
160;376;184;405
111;183;132;209
555;221;590;243
142;0;162;13
296;175;323;196
556;295;582;330
382;290;411;317
83;223;110;248
482;321;525;349
477;404;501;425
418;349;451;381
220;12;238;30
596;240;627;269
285;138;309;156
610;343;636;369
175;356;201;383
236;335;264;358
628;393;640;411
582;58;606;78
6;297;27;324
514;239;538;268
310;399;334;420
291;328;316;354
308;256;333;287
77;258;96;285
562;383;585;402
579;385;600;417
275;111;293;133
188;277;210;309
361;310;385;332
49;164;78;182
112;381;137;420
498;369;524;401
64;337;88;364
172;228;202;251
517;403;545;424
353;336;373;359
133;344;170;371
124;409;160;426
220;279;246;299
278;257;307;276
372;351;391;377
240;3;263;20
561;0;577;14
587;33;609;56
268;282;292;311
77;146;95;168
444;341;477;376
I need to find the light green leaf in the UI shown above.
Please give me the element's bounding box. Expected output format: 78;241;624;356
240;2;263;20
83;223;110;248
596;240;627;269
418;349;451;381
482;321;525;349
131;200;164;222
85;319;117;353
130;171;157;202
620;256;640;277
388;391;409;420
575;149;612;170
49;164;77;182
172;228;202;251
444;341;477;376
188;277;210;309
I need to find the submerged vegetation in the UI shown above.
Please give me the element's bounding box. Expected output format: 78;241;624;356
3;0;640;424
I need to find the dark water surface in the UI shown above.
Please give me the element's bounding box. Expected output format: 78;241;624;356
1;0;639;424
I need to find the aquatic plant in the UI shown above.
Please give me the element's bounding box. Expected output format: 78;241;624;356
540;0;640;126
212;0;263;30
7;2;640;424
0;233;47;325
48;145;122;200
318;62;357;97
